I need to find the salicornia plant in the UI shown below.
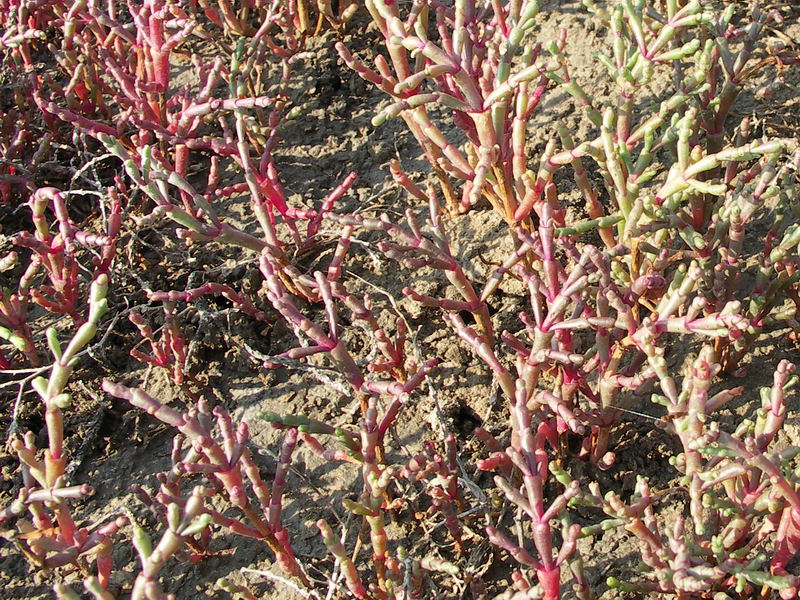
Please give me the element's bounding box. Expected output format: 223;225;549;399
1;1;799;599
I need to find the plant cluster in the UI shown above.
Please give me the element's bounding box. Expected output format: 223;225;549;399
1;0;800;599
